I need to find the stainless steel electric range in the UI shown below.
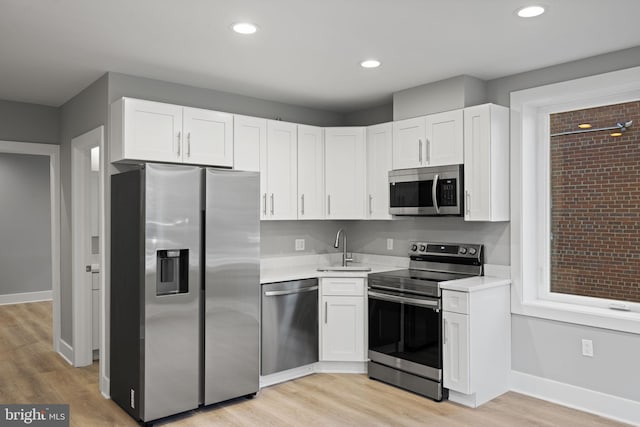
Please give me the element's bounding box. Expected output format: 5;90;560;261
367;241;484;401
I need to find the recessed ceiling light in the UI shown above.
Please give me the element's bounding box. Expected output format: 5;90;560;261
232;22;258;35
578;123;592;129
517;5;545;18
360;59;381;69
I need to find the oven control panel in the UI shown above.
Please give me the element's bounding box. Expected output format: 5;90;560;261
409;241;482;259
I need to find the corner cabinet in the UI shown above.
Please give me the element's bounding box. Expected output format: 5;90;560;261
297;125;325;219
324;127;366;219
319;277;366;362
442;284;510;408
366;123;393;219
110;97;233;167
463;104;509;221
261;120;298;220
392;109;463;169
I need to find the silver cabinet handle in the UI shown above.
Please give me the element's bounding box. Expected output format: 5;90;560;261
444;318;447;345
301;194;305;216
187;132;191;157
262;193;267;215
369;194;373;215
177;131;181;157
327;195;331;215
418;139;423;163
270;193;274;215
426;139;431;164
465;190;471;215
325;301;328;324
432;173;440;214
264;286;318;297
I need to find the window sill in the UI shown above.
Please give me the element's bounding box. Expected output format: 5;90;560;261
513;299;640;335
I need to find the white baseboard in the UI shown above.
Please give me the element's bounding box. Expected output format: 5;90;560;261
58;339;74;366
316;361;367;374
510;370;640;426
0;290;52;305
100;375;110;399
260;364;316;388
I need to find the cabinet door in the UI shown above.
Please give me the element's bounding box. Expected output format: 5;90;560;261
320;296;365;362
264;121;298;220
366;123;393;219
443;311;471;394
392;116;425;169
233;115;266;172
425;109;463;166
183;107;233;166
123;99;183;163
297;125;325;219
325;127;366;219
463;104;510;222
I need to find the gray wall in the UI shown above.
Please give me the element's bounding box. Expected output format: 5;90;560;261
59;74;109;345
343;103;393;126
0;153;51;295
345;218;509;265
393;75;486;120
108;72;346;127
261;221;344;257
512;315;640;402
0;100;59;144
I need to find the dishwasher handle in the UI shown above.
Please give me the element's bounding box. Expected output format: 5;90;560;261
264;285;318;297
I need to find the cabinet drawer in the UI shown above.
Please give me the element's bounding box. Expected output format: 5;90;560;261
321;278;365;296
443;290;469;314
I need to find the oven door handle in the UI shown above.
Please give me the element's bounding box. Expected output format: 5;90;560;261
368;291;440;310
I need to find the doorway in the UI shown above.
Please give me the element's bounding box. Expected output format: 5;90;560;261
71;126;105;367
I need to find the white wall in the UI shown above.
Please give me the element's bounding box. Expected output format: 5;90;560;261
0;153;51;295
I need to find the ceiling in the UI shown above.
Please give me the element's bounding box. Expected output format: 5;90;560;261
1;0;640;113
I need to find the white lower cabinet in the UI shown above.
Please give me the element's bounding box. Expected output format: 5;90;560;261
319;278;366;362
442;286;510;407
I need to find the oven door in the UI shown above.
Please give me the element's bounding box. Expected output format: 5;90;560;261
368;289;442;381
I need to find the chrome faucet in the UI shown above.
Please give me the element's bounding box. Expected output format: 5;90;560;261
334;228;353;267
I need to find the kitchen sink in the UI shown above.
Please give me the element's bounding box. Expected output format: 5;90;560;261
316;266;372;272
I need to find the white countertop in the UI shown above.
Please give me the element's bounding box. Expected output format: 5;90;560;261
439;275;511;293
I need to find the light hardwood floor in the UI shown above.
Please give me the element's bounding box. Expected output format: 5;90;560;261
0;301;627;426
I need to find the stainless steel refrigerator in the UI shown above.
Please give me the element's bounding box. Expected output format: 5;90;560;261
110;163;260;423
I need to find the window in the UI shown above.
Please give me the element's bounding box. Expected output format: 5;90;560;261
511;66;640;334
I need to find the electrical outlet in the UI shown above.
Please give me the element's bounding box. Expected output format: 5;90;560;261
295;239;305;251
386;238;393;250
581;339;594;357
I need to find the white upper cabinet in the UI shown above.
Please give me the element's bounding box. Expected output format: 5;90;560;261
324;127;366;219
297;125;325;219
233;115;266;172
426;109;464;166
262;120;298;220
392;116;425;169
392;109;463;169
110;98;232;167
463;104;509;222
182;107;233;167
366;123;393;219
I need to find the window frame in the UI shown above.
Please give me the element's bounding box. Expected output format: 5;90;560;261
510;66;640;334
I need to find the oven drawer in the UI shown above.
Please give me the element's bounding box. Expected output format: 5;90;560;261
442;290;469;314
321;278;365;296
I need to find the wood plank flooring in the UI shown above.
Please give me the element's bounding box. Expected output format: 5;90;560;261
0;301;627;426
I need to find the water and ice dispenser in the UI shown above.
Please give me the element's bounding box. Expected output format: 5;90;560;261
156;249;189;296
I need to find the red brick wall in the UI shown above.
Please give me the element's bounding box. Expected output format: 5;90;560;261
550;101;640;303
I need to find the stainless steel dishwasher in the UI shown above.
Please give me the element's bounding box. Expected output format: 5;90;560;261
261;278;319;375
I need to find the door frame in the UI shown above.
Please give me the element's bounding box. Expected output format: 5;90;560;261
71;126;105;367
0;140;61;353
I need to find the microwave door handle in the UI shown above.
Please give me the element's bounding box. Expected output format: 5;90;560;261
432;173;440;214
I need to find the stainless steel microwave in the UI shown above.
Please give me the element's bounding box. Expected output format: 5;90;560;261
389;164;464;216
